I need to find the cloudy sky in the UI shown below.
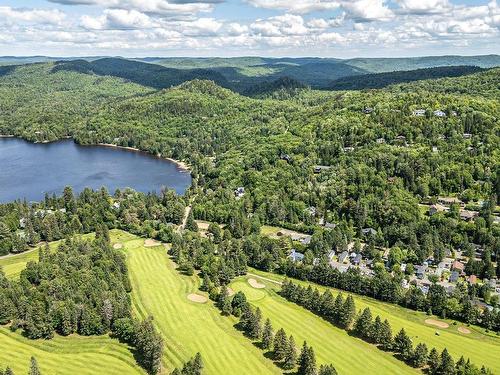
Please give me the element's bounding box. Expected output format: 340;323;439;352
0;0;499;57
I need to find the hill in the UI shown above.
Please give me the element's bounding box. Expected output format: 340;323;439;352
329;66;484;90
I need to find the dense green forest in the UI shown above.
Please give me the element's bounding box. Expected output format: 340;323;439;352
0;59;499;373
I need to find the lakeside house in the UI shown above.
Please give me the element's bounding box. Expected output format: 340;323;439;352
438;197;464;207
459;210;479;222
429;204;449;215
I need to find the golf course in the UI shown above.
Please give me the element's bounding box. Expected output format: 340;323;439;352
1;230;499;374
238;269;500;374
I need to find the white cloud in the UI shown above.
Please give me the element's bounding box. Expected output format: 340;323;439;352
251;14;308;36
81;9;156;30
0;6;66;25
342;0;393;22
246;0;340;14
396;0;451;14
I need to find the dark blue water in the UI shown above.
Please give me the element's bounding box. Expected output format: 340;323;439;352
0;138;191;202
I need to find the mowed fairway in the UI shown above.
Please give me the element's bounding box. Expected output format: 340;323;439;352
121;233;280;375
246;269;500;373
230;278;417;375
0;327;143;374
0;248;40;279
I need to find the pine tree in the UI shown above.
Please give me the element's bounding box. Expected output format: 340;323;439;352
428;347;440;374
438;348;455;375
249;307;262;339
339;295;356;329
261;318;274;350
29;356;41;375
185;211;198;232
273;328;288;360
332;293;344;323
298;342;317;375
283;335;298;370
412;343;428;368
192;352;203;375
318;364;337;375
380;319;393;350
353;307;372;339
394;328;413;361
371;315;383;343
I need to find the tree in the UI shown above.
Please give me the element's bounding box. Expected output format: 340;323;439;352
273;328;288;360
217;286;232;316
380;319;393;350
318;364;337;375
412;343;428;368
249;307;262;339
438;348;455;375
339;295;356;329
283;335;298;370
394;328;413;361
135;316;164;374
261;318;274;350
185;211;198;232
353;307;372;339
298;342;317;375
428;347;440;374
29;356;41;375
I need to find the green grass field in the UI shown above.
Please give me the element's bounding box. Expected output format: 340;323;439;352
0;327;143;374
230;278;417;374
244;269;500;373
120;231;280;375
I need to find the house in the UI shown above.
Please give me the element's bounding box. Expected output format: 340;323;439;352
343;147;355;152
363;107;374;114
301;236;312;246
324;222;336;230
353;253;362;265
330;262;349;273
432;146;438;153
338;251;349;263
468;275;478;284
401;279;409;288
415;265;427;279
289;249;305;262
314;165;331;174
438;197;464;207
463;133;472;139
362;228;377;236
328;250;336;261
438;261;451;270
451;111;458;116
452;261;465;273
306;207;316;217
459;210;479;222
413;109;426;116
112;202;121;210
429;204;449;216
433;110;446;117
376;138;385;144
19;218;27;228
234;187;245;199
449;270;460;282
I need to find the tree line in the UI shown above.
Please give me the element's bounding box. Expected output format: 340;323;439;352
281;280;492;374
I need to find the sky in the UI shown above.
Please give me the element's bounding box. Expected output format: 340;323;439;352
0;0;499;58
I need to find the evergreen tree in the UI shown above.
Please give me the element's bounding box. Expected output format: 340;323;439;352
318;364;337;375
339;295;356;329
353;307;372;339
261;318;274;350
298;342;317;375
29;356;41;375
371;315;383;343
185;211;198;232
283;335;298;370
135;316;164;374
394;328;413;361
438;348;455;375
249;307;262;339
428;347;440;374
380;319;393;350
412;343;428;368
273;328;288;360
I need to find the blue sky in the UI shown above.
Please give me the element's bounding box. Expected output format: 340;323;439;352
0;0;498;57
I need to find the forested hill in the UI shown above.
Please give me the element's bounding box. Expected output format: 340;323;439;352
330;66;484;90
52;58;230;90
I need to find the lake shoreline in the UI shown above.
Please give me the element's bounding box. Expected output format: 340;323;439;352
96;143;190;172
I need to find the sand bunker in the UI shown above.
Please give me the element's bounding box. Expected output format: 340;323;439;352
227;287;235;296
425;319;449;329
458;327;471;334
248;278;266;289
113;243;123;249
144;239;161;247
187;293;207;303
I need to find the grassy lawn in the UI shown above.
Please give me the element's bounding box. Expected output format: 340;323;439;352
0;328;143;374
246;268;500;373
0;248;40;279
230;278;417;375
118;231;280;375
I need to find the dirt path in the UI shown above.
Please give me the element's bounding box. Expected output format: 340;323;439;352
0;246;39;260
178;195;198;233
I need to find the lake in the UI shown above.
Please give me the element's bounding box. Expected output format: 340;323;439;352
0;138;191;203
